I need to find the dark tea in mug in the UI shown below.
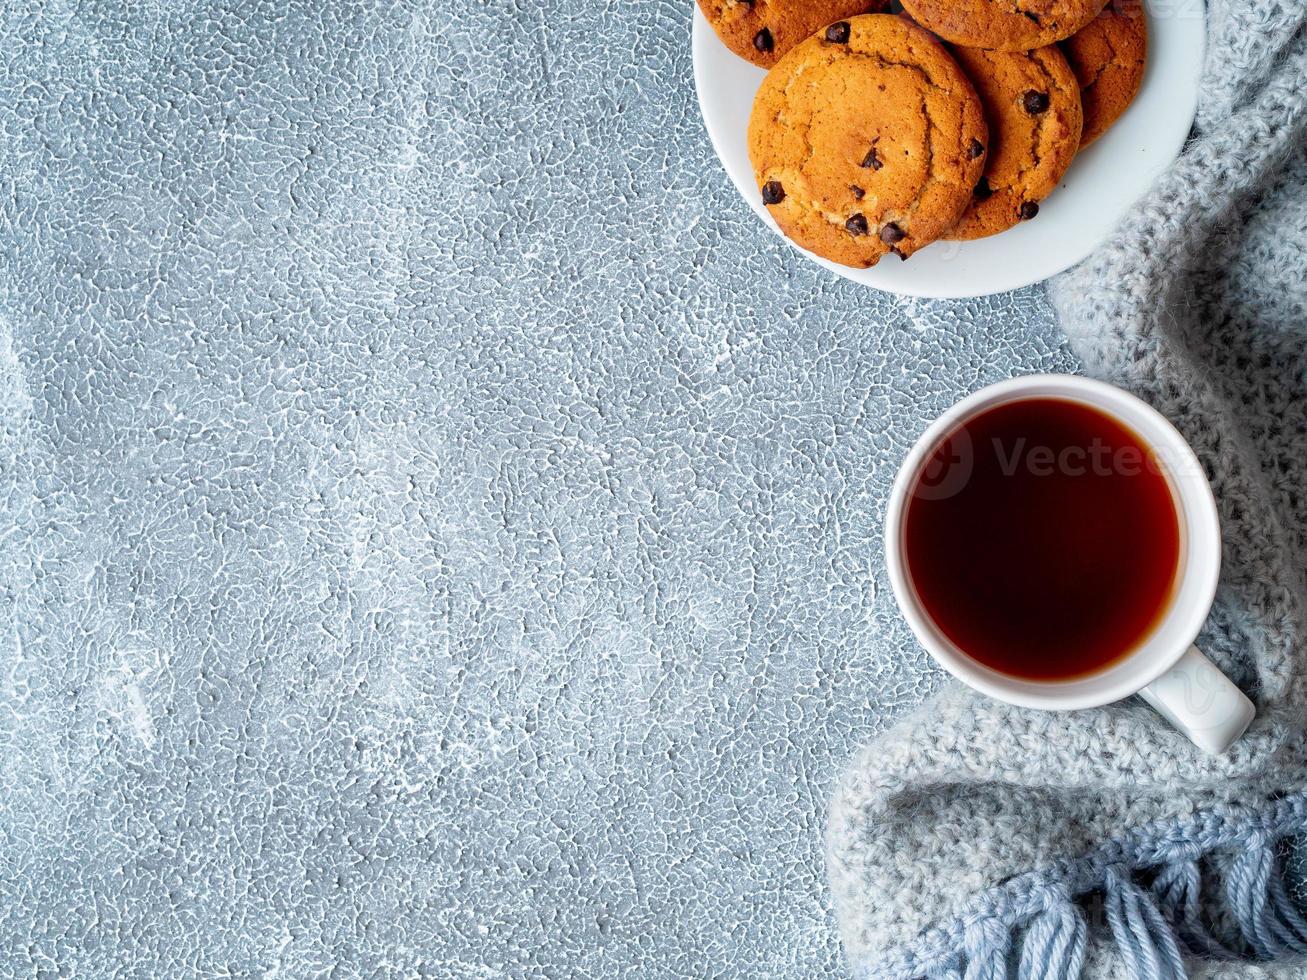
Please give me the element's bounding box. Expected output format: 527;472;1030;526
903;397;1181;681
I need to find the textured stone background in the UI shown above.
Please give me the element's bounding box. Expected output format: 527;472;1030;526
0;1;1077;975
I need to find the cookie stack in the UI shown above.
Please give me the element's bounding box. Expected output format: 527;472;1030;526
699;0;1147;268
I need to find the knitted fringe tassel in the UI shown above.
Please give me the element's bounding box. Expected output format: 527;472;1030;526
925;835;1307;980
962;917;1011;980
1226;833;1307;959
924;885;1091;980
1103;865;1188;980
1016;885;1086;980
1151;858;1238;959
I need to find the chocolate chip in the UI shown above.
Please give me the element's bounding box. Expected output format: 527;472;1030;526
753;28;773;53
825;21;851;43
879;222;906;244
1022;90;1050;114
861;147;883;170
1019;201;1040;220
891;246;907;261
850;185;865;200
845;213;869;236
761;180;785;205
968;139;985;159
973;177;992;200
1023;10;1040;22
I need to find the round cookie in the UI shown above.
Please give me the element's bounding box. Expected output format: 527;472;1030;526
945;44;1083;241
1061;0;1148;147
697;0;888;69
747;15;988;269
899;0;1110;50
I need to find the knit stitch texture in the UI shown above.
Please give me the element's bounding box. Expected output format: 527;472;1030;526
826;0;1307;976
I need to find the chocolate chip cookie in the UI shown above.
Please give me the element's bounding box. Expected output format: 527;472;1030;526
944;44;1083;240
747;15;988;268
698;0;888;69
1061;0;1148;147
900;0;1110;50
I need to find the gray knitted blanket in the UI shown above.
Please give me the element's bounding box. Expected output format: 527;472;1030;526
827;0;1307;976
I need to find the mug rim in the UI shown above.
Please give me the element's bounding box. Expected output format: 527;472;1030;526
885;374;1222;711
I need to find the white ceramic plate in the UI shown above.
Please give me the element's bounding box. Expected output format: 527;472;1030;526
692;4;1205;298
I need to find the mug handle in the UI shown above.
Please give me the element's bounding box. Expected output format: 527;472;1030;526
1137;645;1255;754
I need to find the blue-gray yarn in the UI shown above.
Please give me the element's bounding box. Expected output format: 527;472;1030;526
1152;859;1238;961
1017;885;1086;980
1104;865;1188;980
1228;834;1307;959
962;915;1010;980
847;792;1307;979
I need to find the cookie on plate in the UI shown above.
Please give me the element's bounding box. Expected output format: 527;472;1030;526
747;15;988;268
1061;0;1148;147
899;0;1110;50
697;0;888;69
945;44;1083;240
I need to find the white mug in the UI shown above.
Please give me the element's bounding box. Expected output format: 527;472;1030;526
885;375;1255;754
